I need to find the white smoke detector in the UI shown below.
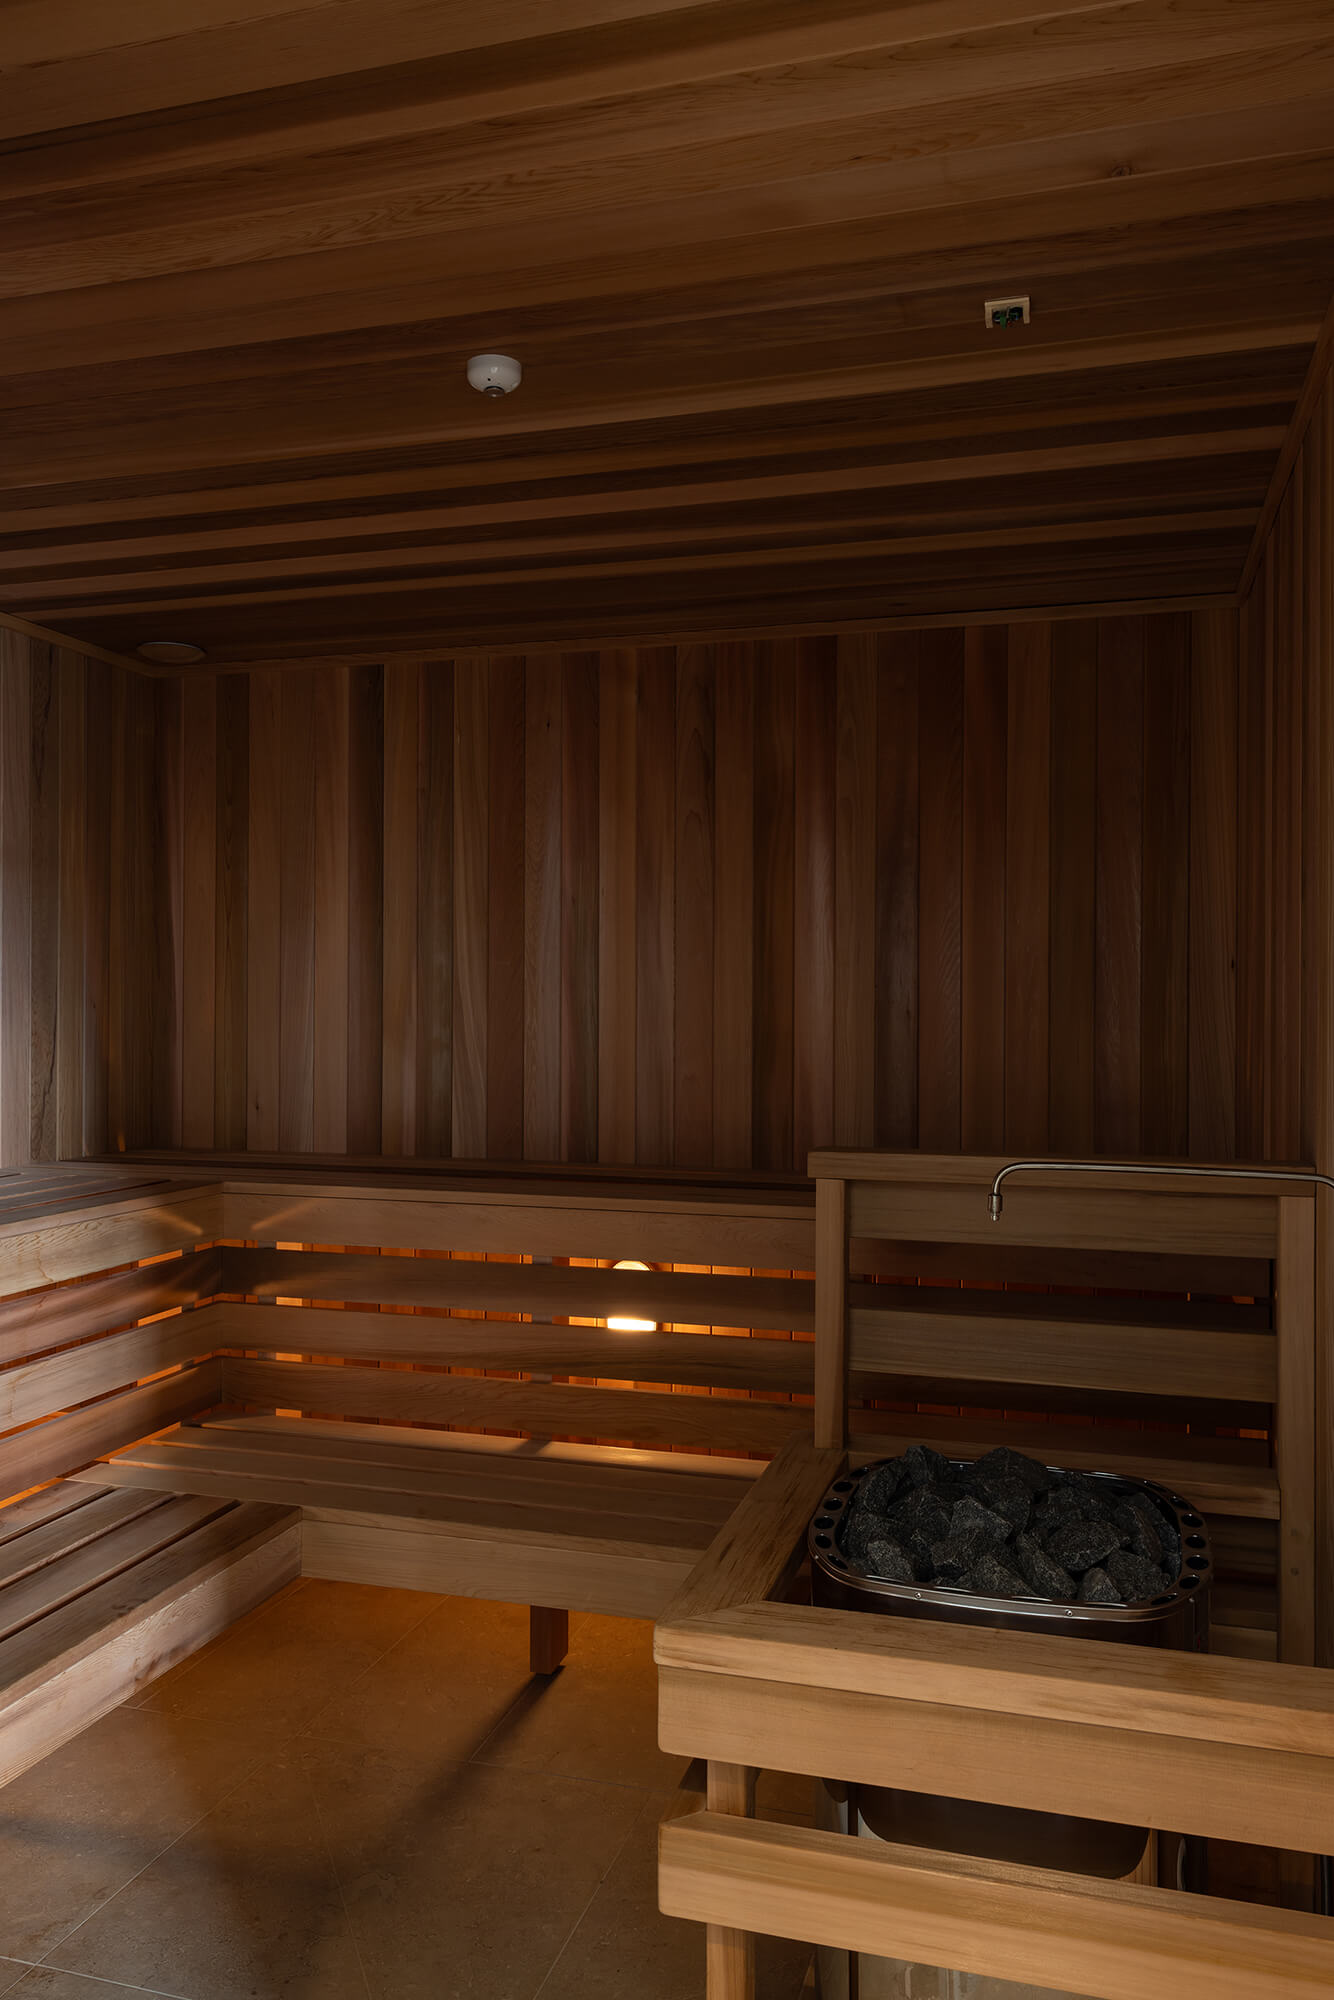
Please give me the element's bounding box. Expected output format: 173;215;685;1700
467;353;522;397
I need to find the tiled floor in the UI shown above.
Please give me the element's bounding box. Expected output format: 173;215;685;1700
0;1581;814;2000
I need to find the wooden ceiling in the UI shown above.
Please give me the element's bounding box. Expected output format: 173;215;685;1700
1;0;1332;665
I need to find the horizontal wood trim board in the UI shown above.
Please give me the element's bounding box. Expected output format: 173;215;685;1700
1;1313;214;1432
0;1363;223;1503
0;1499;297;1706
847;1419;1275;1519
0;1514;301;1788
103;1422;739;1532
657;1815;1334;2000
221;1248;814;1329
0;1248;223;1369
85;1444;718;1554
221;1194;814;1268
662;1432;847;1623
847;1183;1279;1257
0;1188;225;1299
215;1303;811;1396
848;1239;1274;1298
655;1668;1334;1854
0;1494;238;1644
0;1488;172;1590
220;1356;804;1453
654;1603;1334;1759
848;1307;1275;1401
299;1515;687;1620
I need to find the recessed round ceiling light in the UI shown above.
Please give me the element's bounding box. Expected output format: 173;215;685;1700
137;639;207;664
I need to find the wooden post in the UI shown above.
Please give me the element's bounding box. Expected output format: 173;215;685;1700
814;1176;848;1450
1276;1197;1317;1667
1276;1196;1319;1911
706;1760;757;2000
529;1605;568;1675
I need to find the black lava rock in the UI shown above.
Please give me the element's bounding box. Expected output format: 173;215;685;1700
972;1446;1057;1495
833;1447;1189;1608
1044;1517;1126;1574
1013;1530;1076;1601
902;1443;957;1490
960;1550;1028;1598
1078;1566;1122;1605
949;1493;1012;1548
857;1460;912;1515
864;1538;915;1585
1105;1547;1172;1604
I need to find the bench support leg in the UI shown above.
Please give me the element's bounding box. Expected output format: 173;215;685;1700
529;1606;568;1675
706;1760;757;1999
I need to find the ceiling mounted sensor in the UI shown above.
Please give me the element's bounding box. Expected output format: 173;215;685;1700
137;639;206;664
467;352;522;397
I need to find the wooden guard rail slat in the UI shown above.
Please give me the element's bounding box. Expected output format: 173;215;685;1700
658;1153;1331;1998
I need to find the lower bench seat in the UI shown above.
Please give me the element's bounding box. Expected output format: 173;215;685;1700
0;1481;299;1787
74;1414;759;1621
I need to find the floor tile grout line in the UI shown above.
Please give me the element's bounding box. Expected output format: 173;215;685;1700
32;1729;278;1982
528;1784;664;2000
288;1591;455;1740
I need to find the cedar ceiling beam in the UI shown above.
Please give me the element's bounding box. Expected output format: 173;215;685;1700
0;430;1282;575
1238;282;1334;599
0;327;1316;490
14;518;1254;621
4;123;1333;376
0;0;1306;146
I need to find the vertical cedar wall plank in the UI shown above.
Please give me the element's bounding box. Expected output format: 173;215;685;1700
0;634;32;1168
381;661;419;1157
561;652;599;1161
414;658;452;1155
960;626;1007;1152
246;670;282;1149
834;635;875;1149
180;674;217;1149
635;647;676;1165
81;662;111;1158
1003;622;1051;1152
1048;622;1098;1153
452;658;488;1159
79;603;1290;1177
1141;615;1191;1158
752;641;795;1171
278;671;315;1152
345;664;383;1154
524;655;562;1160
1093;617;1144;1156
313;665;351;1153
1270;486;1305;1164
1189;609;1238;1160
487;657;525;1160
917;629;963;1152
55;652;87;1159
214;672;249;1150
597;652;637;1163
674;644;715;1167
712;643;754;1169
27;643;58;1162
794;636;836;1166
875;632;919;1149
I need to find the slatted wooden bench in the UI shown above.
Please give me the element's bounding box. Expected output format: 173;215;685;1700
0;1478;298;1787
73;1414;756;1621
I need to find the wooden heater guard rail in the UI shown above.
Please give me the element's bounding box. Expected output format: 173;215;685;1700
653;1152;1331;1999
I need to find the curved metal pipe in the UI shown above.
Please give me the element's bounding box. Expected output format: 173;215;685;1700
987;1159;1334;1220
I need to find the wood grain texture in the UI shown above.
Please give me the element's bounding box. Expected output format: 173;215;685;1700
1;0;1329;659
106;608;1305;1169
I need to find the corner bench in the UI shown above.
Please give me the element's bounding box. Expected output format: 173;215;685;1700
0;1479;299;1787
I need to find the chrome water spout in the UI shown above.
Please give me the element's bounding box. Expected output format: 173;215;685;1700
987;1159;1334;1221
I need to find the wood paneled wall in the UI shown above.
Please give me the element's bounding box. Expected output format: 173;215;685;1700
0;627;173;1166
147;611;1265;1171
1238;355;1333;1664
